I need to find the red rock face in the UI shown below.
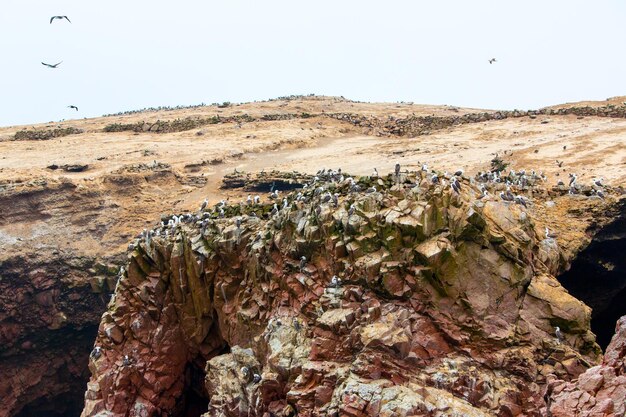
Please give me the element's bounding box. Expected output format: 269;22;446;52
0;255;111;417
547;316;626;417
81;172;618;417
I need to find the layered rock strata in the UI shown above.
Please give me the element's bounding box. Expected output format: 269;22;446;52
82;170;622;416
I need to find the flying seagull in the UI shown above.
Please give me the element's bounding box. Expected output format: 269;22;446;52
68;105;78;111
41;61;62;68
50;16;71;24
488;58;497;64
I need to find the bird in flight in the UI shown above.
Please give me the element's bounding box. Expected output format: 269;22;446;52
488;58;497;64
50;16;71;24
68;105;79;111
41;61;63;68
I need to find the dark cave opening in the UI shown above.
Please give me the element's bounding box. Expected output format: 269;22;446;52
557;211;626;351
176;338;231;417
245;179;305;193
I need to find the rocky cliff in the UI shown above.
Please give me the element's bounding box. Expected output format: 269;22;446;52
2;96;625;417
547;316;626;416
0;252;110;417
81;168;623;416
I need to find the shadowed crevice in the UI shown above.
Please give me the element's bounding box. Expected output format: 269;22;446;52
557;206;626;350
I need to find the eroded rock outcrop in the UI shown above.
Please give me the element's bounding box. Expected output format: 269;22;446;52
81;169;623;416
547;316;626;417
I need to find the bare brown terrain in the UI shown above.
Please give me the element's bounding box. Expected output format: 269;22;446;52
1;95;624;259
0;95;625;417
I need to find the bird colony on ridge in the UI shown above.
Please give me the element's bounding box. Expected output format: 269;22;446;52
126;162;607;250
89;161;612;389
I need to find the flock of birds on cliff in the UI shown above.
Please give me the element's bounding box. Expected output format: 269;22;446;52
129;162;608;248
92;163;607;379
41;15;79;112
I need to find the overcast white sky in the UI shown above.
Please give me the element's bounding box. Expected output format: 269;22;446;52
1;0;625;126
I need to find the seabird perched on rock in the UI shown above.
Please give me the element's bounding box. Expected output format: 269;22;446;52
431;174;439;184
201;198;208;211
514;195;528;208
241;366;250;378
568;173;577;186
252;374;262;383
330;275;342;288
395;163;401;177
68;105;78;111
235;217;242;229
41;61;62;68
90;346;102;359
50;15;71;24
421;164;428;172
299;256;307;272
254;195;261;204
451;181;460;194
271;203;278;216
545;227;558;239
348;204;356;216
123;355;131;366
454;170;463;177
592;177;603;187
372;168;379;178
246;195;252;205
555;326;563;344
365;186;376;193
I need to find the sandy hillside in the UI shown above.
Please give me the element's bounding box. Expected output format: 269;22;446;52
0;95;624;259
